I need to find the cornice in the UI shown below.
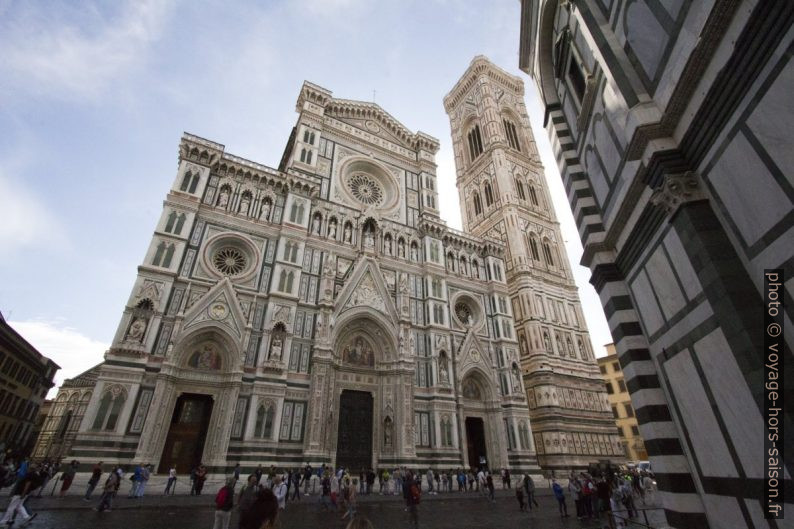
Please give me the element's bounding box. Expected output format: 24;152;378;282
443;55;525;112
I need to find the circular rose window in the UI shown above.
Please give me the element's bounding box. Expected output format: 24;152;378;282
213;247;247;276
339;158;400;212
455;302;473;325
451;294;483;328
347;172;384;206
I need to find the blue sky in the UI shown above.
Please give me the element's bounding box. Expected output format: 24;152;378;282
0;0;611;395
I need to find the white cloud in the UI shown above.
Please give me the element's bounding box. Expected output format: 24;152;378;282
0;1;173;100
8;320;108;399
0;171;67;253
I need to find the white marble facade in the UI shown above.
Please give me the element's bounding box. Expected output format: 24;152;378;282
68;81;543;476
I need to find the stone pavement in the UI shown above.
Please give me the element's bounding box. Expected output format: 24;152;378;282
2;486;669;529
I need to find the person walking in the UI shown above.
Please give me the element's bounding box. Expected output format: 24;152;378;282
569;474;583;519
238;475;260;519
523;473;539;510
515;478;526;511
1;464;42;526
552;479;569;517
485;473;495;503
127;463;142;498
318;471;333;511
504;468;511;489
239;488;279;529
272;475;287;511
94;466;120;513
212;478;235;529
342;478;357;521
290;469;301;501
164;465;177;495
136;464;150;498
84;462;103;501
403;471;420;529
302;465;312;496
59;460;78;497
426;468;434;495
195;465;208;495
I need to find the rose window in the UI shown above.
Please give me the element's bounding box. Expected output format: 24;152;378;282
213;247;247;276
455;302;473;324
347;173;384;206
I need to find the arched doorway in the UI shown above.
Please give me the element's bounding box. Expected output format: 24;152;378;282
461;373;490;470
158;393;214;474
336;390;373;472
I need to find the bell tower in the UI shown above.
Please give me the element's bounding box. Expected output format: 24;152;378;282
444;56;620;470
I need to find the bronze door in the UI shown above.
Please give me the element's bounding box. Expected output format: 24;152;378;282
335;390;373;472
465;417;487;471
158;394;213;474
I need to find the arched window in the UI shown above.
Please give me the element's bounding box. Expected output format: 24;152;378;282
174;213;186;235
56;409;73;440
188;173;200;194
290;200;305;224
543;242;554;267
309;132;316;145
152;242;166;266
303;130;310;143
503;119;521;152
518;421;530;449
300;148;307;163
91;387;126;431
255;403;276;439
306;151;313;164
529;185;539;206
278;269;288;291
467;124;484;161
441;416;453;447
515;179;526;200
283;242;293;261
473;193;482;215
484;183;494;206
529;235;540;261
162;244;175;268
180;171;192;191
286;271;295;292
165;211;177;233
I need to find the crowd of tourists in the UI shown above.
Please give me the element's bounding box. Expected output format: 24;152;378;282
0;457;657;529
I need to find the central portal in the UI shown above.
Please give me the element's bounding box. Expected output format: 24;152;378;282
158;393;213;474
465;417;488;470
336;390;373;472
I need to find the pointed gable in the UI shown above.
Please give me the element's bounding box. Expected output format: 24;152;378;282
181;278;247;341
335;257;398;323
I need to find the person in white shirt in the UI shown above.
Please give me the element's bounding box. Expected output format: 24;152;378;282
272;475;287;510
164;466;177;495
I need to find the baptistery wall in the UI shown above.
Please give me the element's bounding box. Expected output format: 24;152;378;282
67;80;544;477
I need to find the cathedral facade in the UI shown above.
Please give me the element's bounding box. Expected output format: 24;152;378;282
65;76;555;476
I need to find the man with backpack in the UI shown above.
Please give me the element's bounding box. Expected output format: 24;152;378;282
1;464;43;526
213;478;235;529
403;471;420;529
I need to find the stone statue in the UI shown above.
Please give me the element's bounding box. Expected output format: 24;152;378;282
398;240;405;258
127;318;146;342
217;188;229;208
543;331;551;352
261;200;272;220
473;264;479;278
410;245;418;261
343;224;352;243
239;195;250;215
328;220;337;238
270;337;283;360
312;215;321;235
439;359;449;383
384;237;392;255
384;419;393;446
364;226;375;249
511;367;521;393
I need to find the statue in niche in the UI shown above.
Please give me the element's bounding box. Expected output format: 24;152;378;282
473;263;479;279
312;215;321;235
343;223;352;243
126;317;147;342
384;237;392;255
543;331;551;352
328;219;337;238
269;337;283;361
439;357;449;383
217;188;230;208
315;313;324;336
260;199;272;220
398;240;405;258
577;338;585;357
364;225;375;250
384;417;393;447
410;245;418;261
239;195;251;215
511;366;522;393
566;337;575;357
